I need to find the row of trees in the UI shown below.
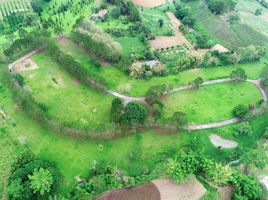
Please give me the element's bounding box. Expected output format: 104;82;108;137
73;19;122;63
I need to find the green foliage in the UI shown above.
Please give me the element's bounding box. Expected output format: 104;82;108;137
110;98;124;123
145;84;168;106
170;111;188;127
191;77;203;88
234;122;253;136
230;68;247;80
230;173;262;200
7;151;59;200
28;168;53;195
14;73;24;87
206;0;236;14
241;148;268;169
120;102;147;127
232;104;249;118
175;4;196;27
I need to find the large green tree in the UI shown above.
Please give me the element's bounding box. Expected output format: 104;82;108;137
28;168;53;196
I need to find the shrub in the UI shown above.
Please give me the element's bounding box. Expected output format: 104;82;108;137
120;102;147;127
169;111;188;128
234;122;252;136
191;77;203;89
232;104;249;118
230;68;247;80
230;173;262;200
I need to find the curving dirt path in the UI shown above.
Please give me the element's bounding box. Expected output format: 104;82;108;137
8;50;268;131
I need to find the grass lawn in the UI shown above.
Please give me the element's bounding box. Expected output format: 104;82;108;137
139;3;175;36
0;69;190;194
163;82;262;124
0;121;19;197
22;51;114;131
57;38;266;97
114;36;146;58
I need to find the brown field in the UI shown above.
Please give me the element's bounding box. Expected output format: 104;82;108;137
131;0;165;7
153;177;206;200
150;12;193;49
97;177;206;200
150;36;185;49
97;182;160;200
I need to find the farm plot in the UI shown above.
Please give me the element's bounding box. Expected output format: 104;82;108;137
139;4;174;36
0;0;31;20
132;0;165;7
236;0;268;38
163;82;262;124
188;0;268;47
20;51;114;130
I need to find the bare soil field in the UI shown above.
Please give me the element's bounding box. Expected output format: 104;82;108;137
150;12;192;49
13;58;38;73
153;177;206;200
217;186;233;200
149;36;186;49
97;182;160;200
131;0;165;7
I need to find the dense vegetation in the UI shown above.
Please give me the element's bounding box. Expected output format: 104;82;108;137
1;0;268;199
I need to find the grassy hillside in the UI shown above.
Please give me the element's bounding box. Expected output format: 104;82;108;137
188;0;268;48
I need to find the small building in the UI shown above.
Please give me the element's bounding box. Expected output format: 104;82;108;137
211;44;229;53
140;60;160;69
91;9;108;20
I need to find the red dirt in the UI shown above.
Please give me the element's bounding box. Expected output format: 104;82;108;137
131;0;165;7
71;79;79;85
96;182;160;200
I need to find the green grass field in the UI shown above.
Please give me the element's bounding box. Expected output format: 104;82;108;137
57;38;266;97
163;82;262;124
139;3;175;36
22;51;114;130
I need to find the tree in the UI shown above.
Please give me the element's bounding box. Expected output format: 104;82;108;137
234;122;252;136
28;168;53;196
255;8;262;16
120;102;147;126
230;68;247;80
14;73;25;87
233;104;249;118
110;98;124;123
7;179;25;199
31;0;43;14
169;111;188;127
54;26;64;36
158;19;164;27
191;77;203;89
